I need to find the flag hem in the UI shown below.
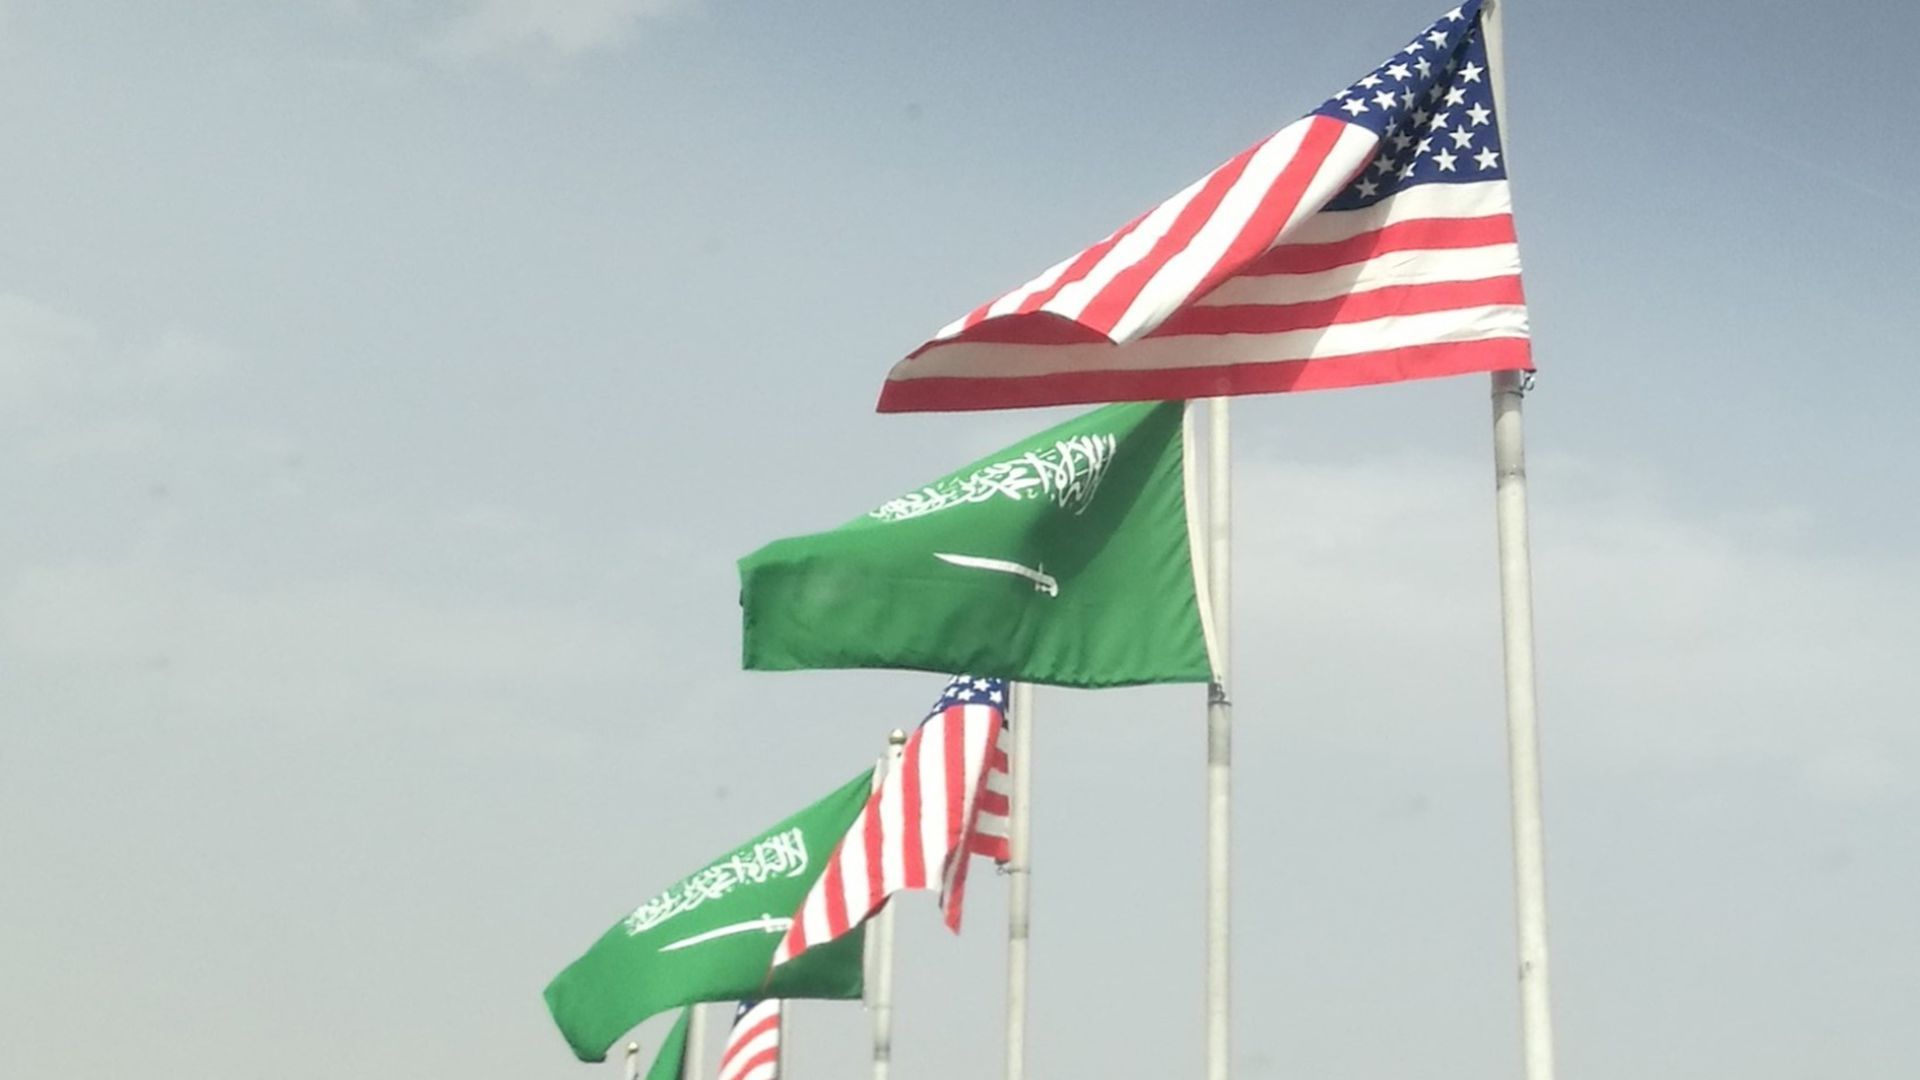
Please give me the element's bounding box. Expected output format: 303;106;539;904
1181;401;1224;682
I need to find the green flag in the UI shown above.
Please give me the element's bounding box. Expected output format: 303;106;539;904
643;1009;689;1080
740;400;1218;688
544;771;872;1062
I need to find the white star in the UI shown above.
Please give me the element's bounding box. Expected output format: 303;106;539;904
1386;62;1411;81
1358;72;1383;89
1466;102;1492;126
1459;61;1485;83
1449;128;1475;148
1373;89;1398;110
1426;29;1450;47
957;687;975;700
1415;57;1433;78
1390;130;1413;151
973;678;990;690
1400;89;1417;107
1412;107;1431;127
1428;110;1452;129
1398;162;1418;179
1355;177;1380;198
1433;149;1459;171
1445;6;1465;20
990;690;1004;704
1340;96;1368;115
1427;82;1446;101
1416;135;1434;155
1371;154;1396;174
1445;86;1467;106
1475;147;1500;170
1403;40;1424;55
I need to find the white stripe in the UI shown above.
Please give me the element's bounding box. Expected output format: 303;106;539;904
1181;401;1224;681
738;1063;777;1080
938;708;995;903
982;765;1012;796
877;747;908;891
959;706;993;822
1194;243;1522;307
836;801;871;925
1038;164;1211;324
980;248;1082;322
1269;123;1383;240
797;812;852;953
892;304;1530;379
916;718;949;887
1284;178;1514;245
1105;119;1316;342
718;1029;779;1080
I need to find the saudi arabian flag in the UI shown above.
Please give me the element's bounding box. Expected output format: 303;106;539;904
543;771;872;1063
641;1009;689;1080
740;400;1219;689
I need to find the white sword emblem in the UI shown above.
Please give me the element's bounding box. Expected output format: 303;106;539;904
658;914;792;953
933;552;1060;597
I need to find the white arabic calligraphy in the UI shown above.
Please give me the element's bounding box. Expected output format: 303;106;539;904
867;433;1118;523
622;828;809;936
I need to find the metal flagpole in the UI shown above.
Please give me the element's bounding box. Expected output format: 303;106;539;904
774;1002;786;1080
1003;680;1034;1080
1481;4;1559;1080
871;729;907;1080
682;1005;706;1080
1204;397;1232;1080
626;1041;641;1080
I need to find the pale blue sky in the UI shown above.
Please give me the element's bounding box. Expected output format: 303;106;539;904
3;2;1916;1079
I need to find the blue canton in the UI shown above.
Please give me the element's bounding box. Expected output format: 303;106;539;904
1311;0;1508;211
933;675;1010;716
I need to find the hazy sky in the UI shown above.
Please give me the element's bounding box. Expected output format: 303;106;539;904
3;2;1916;1078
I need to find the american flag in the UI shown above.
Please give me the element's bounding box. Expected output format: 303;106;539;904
716;1000;780;1080
877;0;1527;412
772;677;1011;968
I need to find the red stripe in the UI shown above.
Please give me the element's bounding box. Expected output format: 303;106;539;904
821;816;853;939
942;841;973;932
861;790;885;909
898;729;925;890
1074;141;1263;336
721;1006;779;1068
720;1016;779;1072
1243;213;1516;276
941;723;1000;933
1154;276;1525;337
1184;116;1351;304
1012;209;1154;317
911;312;1112;352
724;1047;779;1080
876;338;1534;412
975;789;1010;816
942;713;967;853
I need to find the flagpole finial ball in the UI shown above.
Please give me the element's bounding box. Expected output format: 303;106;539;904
889;729;907;747
626;1042;639;1054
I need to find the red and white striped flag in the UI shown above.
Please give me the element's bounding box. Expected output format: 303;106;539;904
772;677;1010;968
717;1000;780;1080
877;0;1528;413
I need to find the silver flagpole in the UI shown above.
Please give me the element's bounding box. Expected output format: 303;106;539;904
1204;397;1232;1080
1002;681;1034;1080
871;730;907;1080
1481;4;1559;1080
682;1006;706;1080
626;1041;641;1080
774;1002;786;1080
